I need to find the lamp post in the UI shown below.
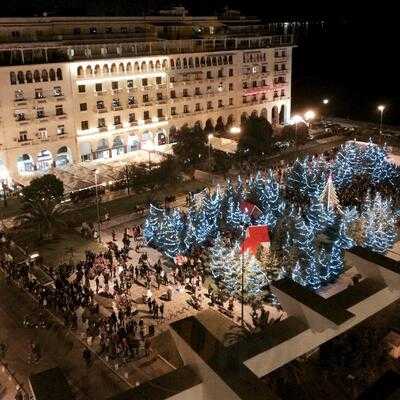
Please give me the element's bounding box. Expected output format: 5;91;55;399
322;98;329;126
208;133;213;186
377;105;385;135
229;126;241;167
304;110;316;125
94;169;101;243
290;115;303;141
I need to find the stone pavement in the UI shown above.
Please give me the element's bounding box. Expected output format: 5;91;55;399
0;272;175;400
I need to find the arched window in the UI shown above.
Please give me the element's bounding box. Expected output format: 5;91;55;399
149;61;154;71
201;57;206;66
17;71;25;84
94;65;101;75
26;71;33;83
77;66;84;76
206;57;211;66
41;69;48;82
218;56;222;65
111;63;117;73
134;62;140;72
183;58;188;68
170;59;175;69
49;68;56;81
155;60;161;70
56;68;63;80
126;62;132;72
162;59;168;70
176;58;181;69
103;64;109;74
195;57;200;68
141;61;147;72
188;57;193;68
10;71;17;85
118;63;125;73
228;55;233;64
212;57;217;66
85;65;92;75
33;70;41;82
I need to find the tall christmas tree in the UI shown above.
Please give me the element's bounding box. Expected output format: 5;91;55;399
143;204;164;246
362;192;397;253
159;209;185;258
208;234;231;280
202;187;222;236
306;194;336;232
319;173;342;213
332;141;360;188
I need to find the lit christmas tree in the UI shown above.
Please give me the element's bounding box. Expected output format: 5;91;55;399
286;157;310;197
194;208;212;244
143;204;164;246
183;209;197;251
202;187;222;236
319;173;342;213
158;209;185;258
326;240;344;281
225;197;250;233
236;175;247;202
333;141;360;188
208;233;231;280
306;194;336;232
362;192;397;253
337;207;358;249
290;211;322;290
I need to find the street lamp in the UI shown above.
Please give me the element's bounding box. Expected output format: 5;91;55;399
94;169;101;243
377;105;385;134
229;126;241;135
304;110;316;122
322;99;329;126
208;134;213;185
290;115;304;138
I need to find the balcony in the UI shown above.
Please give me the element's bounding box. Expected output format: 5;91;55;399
98;126;108;132
95;107;108;113
111;105;124;111
127;87;138;93
144;119;152;124
112;89;123;95
143;101;153;107
158;116;166;121
274;69;288;76
114;123;123;129
127;103;138;109
95;90;108;96
157;84;167;89
14;98;26;104
56;113;67;120
129;121;138;126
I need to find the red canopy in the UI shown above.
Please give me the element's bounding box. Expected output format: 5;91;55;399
241;225;270;255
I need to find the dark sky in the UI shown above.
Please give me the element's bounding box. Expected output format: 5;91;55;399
0;0;385;18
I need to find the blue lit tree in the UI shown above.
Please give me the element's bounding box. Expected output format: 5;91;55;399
194;208;212;244
208;233;231;280
143;204;164;246
326;240;344;281
183;209;197;251
286;157;310;197
202;188;222;236
306;194;336;233
336;207;358;250
332;141;360;188
158;209;185;258
362;192;397;253
225;197;251;233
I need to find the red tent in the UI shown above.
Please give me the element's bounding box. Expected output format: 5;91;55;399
240;225;270;255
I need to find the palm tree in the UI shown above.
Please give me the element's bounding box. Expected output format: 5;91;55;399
18;199;70;240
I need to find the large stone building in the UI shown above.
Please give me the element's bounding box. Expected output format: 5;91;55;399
0;8;293;184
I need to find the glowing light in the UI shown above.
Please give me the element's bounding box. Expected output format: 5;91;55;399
378;105;385;112
322;98;329;105
289;115;304;125
208;134;213;141
230;126;241;134
304;110;316;121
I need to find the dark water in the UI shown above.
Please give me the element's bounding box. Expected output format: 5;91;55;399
292;18;400;126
